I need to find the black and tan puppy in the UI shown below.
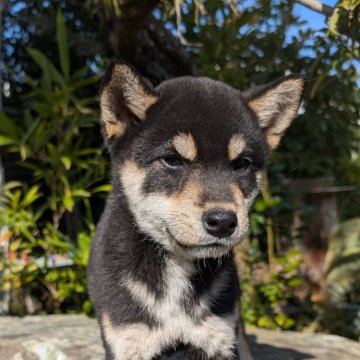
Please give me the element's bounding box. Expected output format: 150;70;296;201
87;62;305;360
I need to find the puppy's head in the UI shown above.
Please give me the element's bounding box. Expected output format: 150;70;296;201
100;62;305;259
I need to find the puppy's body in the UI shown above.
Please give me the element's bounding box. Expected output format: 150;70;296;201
88;65;305;360
90;206;241;359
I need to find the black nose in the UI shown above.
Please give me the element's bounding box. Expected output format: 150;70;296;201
203;210;238;238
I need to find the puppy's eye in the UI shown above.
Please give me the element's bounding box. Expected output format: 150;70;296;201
160;155;184;169
231;157;252;171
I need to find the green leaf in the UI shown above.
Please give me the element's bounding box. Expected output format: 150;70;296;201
60;156;72;170
257;316;277;329
275;314;295;329
288;277;302;287
11;189;22;209
0;135;14;146
0;112;21;139
27;48;66;89
71;75;100;90
9;239;22;252
77;233;90;253
63;189;75;212
20;228;36;243
27;48;52;91
72;189;90;198
47;237;72;251
3;181;23;191
56;10;70;80
2;281;11;291
327;8;341;36
310;73;327;98
23;74;38;88
91;184;112;193
21;185;42;208
46;143;61;164
22;117;41;144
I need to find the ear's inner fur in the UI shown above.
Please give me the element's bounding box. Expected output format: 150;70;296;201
100;63;158;140
245;75;305;149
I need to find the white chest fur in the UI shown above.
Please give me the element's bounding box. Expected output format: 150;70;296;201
102;257;237;360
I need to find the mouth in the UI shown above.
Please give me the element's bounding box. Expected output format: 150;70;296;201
166;228;231;250
178;242;226;249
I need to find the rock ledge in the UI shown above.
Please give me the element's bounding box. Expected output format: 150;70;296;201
0;315;359;360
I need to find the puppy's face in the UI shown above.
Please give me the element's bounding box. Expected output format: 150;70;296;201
100;63;305;259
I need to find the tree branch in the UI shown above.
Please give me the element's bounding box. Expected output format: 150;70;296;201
295;0;334;17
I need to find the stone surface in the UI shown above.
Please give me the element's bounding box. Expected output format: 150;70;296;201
0;315;360;360
0;315;103;360
247;327;360;360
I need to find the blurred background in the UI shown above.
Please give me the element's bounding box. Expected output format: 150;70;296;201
0;0;359;341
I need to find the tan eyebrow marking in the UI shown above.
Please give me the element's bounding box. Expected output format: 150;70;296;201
172;133;197;161
228;134;246;161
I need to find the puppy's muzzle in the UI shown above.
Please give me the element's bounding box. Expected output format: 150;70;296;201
202;209;238;238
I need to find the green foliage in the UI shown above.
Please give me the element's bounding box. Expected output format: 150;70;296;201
0;182;94;314
328;0;360;55
1;11;106;220
0;182;43;243
239;243;308;330
0;2;359;341
314;218;360;340
0;11;107;315
56;10;70;80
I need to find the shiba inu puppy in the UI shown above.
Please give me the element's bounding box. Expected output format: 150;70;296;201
87;62;305;360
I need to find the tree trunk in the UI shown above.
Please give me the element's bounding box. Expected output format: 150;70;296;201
102;0;194;83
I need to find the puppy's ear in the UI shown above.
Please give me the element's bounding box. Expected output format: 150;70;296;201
99;62;158;139
244;75;305;150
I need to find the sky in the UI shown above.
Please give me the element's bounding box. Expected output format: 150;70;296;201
293;0;338;30
292;0;359;79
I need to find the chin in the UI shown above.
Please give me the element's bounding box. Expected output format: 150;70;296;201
167;230;246;260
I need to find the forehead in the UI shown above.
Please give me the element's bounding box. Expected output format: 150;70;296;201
139;77;267;158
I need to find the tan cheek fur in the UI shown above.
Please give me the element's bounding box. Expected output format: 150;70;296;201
230;184;245;208
167;178;205;245
120;160;173;249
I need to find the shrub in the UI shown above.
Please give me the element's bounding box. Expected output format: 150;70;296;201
0;11;108;314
